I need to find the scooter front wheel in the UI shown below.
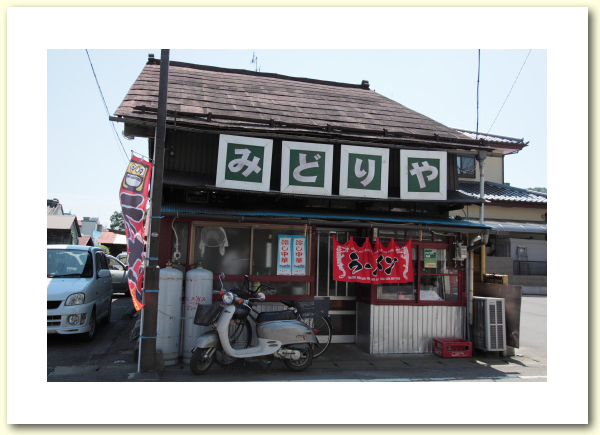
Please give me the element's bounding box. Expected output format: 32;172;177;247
190;348;215;375
283;346;313;372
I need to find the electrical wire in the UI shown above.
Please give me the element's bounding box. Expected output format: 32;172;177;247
85;49;129;164
487;50;532;134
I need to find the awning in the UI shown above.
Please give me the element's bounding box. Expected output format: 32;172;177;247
484;221;547;234
162;202;491;231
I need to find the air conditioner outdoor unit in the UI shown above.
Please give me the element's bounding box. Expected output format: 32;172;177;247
472;296;507;352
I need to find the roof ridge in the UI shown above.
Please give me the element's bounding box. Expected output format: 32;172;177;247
150;58;371;91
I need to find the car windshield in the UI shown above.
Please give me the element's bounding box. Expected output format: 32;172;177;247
47;249;93;278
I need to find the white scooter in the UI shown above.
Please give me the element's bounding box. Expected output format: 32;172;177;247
189;273;318;375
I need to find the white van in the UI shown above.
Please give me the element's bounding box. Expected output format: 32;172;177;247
47;245;113;341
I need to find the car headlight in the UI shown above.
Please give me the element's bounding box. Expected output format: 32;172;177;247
65;293;85;306
221;291;234;305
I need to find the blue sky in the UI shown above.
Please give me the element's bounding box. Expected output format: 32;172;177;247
47;48;547;227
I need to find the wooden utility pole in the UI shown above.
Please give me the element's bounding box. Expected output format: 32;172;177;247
138;49;170;373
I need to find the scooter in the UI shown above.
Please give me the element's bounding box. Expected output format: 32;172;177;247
189;273;318;375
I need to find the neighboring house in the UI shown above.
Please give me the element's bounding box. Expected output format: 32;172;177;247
97;230;127;256
78;236;94;246
47;198;64;215
112;55;508;356
449;129;547;295
47;215;81;245
80;217;103;237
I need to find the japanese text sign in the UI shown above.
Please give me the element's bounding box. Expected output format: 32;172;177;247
400;149;447;200
216;134;273;192
281;141;334;195
277;235;307;276
339;145;389;199
333;237;413;284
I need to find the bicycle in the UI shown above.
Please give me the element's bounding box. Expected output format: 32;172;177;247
238;275;333;359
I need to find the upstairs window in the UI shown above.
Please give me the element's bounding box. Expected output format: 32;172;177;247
457;155;476;178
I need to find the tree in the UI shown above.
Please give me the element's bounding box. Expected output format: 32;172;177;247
98;244;110;255
110;211;124;231
528;187;547;194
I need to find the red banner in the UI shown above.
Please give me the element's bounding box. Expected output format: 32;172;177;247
333;237;413;284
119;155;153;311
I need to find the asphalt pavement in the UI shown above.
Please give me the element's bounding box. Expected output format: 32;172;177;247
47;295;547;382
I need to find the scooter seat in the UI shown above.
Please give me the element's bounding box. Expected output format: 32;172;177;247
256;310;297;323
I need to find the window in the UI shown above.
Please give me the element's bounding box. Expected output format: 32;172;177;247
108;258;124;271
457;155;476;178
374;242;463;305
190;222;312;296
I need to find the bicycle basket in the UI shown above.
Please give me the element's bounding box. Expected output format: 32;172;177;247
295;297;330;318
193;305;223;326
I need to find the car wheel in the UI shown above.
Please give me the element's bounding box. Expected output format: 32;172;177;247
101;300;111;326
79;308;96;342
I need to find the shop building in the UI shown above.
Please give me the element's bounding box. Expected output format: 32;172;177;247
113;55;498;354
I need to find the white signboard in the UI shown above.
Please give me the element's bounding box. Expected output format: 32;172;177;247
216;134;273;192
280;141;334;196
400;149;447;200
339;145;389;198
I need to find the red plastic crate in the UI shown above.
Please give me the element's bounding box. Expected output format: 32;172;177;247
433;338;472;358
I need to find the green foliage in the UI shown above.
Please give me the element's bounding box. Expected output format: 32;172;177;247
528;187;547;193
98;244;110;255
110;211;124;231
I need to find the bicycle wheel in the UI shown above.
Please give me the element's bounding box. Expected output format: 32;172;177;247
215;318;252;365
300;315;332;358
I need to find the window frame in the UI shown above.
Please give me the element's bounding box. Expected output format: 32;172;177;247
457;154;477;179
369;240;465;306
188;221;315;300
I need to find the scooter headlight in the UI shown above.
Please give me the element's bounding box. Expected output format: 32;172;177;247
222;291;234;305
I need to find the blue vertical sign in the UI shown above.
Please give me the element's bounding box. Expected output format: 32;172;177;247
277;235;292;275
277;235;307;276
92;230;101;246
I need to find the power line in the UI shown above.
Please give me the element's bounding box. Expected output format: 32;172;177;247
487;49;532;134
85;49;128;164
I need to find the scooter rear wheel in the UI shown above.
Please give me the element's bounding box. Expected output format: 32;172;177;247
190;348;215;375
283;346;313;372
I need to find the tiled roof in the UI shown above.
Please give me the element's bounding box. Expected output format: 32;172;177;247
454;129;527;145
97;231;127;245
114;59;491;149
458;181;547;204
47;215;77;230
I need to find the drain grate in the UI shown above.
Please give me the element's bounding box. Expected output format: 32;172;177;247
221;360;266;371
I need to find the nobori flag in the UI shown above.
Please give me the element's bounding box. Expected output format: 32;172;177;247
119;155;153;311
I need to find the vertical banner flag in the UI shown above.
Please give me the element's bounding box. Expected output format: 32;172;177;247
119;155;153;311
277;235;307;276
333;237;412;284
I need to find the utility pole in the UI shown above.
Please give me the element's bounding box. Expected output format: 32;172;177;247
138;49;170;374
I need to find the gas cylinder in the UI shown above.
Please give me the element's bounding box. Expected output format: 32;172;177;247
182;263;213;363
157;265;184;366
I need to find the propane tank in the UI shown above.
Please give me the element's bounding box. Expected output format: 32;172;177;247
182;262;213;363
157;262;184;366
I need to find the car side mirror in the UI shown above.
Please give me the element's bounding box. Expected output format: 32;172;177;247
98;269;111;279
